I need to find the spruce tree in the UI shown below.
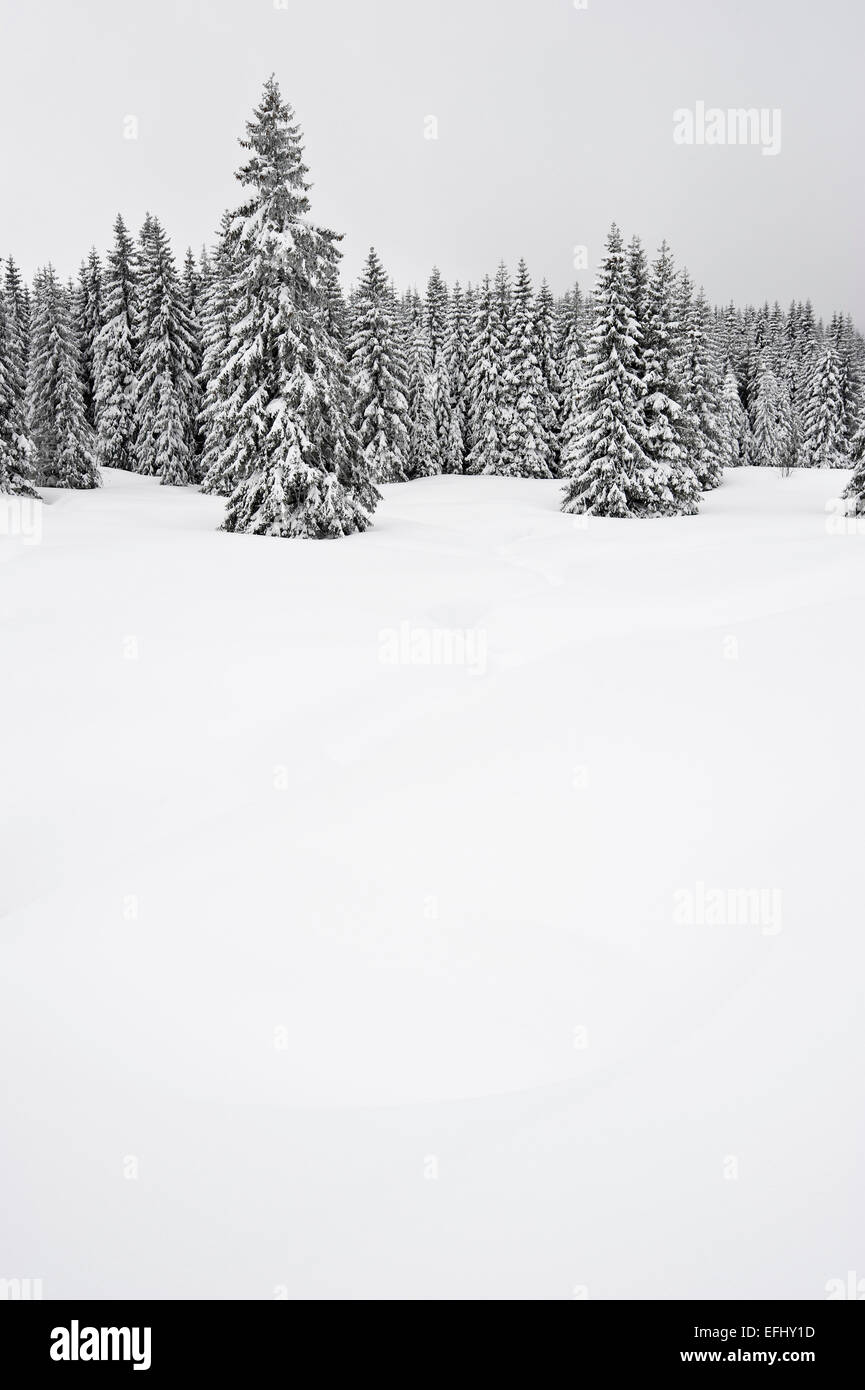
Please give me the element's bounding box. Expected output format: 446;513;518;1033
562;225;657;517
219;77;377;537
348;247;410;484
461;283;478;458
424;266;449;358
403;300;438;479
94;214;139;471
492;262;515;452
0;275;37;496
534;280;563;473
719;363;748;468
4;258;30;388
199;211;240;495
424;267;451;474
466;274;508;476
502;259;553;478
182;247;205;478
842;421;865;516
444;282;471;474
134;217;197;485
558;286;586;479
626;236;650;354
641;242;701;514
321;259;349;347
679;280;723;490
752;357;793;471
805;341;849;467
27;266;99;488
75;249;103;428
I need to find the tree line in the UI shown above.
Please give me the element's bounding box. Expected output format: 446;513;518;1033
2;76;864;529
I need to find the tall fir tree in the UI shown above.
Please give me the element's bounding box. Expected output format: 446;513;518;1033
640;242;701;514
348;247;410;484
199;210;240;495
502;259;553;478
751;357;793;471
534;280;563;474
0;274;37;496
492;261;515;450
829;313;861;442
94;214;139;471
626;236;650;361
466;273;509;476
134;217;197;485
218;77;377;537
804;341;848;468
424;266;449;359
181;247;205;479
444;282;471;473
842;420;865;516
403;297;438;479
558;285;586;478
562;225;658;517
27;265;99;489
75;249;103;428
679;279;723;490
4;258;30;388
424;267;452;474
718;363;749;468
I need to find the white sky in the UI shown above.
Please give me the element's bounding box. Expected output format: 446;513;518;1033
0;0;862;321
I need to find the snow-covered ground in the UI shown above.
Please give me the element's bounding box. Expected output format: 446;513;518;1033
1;466;863;1300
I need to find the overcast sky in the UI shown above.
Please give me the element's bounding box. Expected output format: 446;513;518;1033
1;0;862;321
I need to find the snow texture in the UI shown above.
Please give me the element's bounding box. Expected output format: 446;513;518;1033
1;466;863;1299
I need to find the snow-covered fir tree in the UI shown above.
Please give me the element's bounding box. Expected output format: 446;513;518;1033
348;247;410;484
444;282;471;473
640;242;701;514
842;419;865;516
804;340;848;468
199;210;240;495
562;225;658;517
492;261;515;446
75;249;103;428
534;280;562;473
403;298;438;479
134;217;197;485
719;363;749;468
181;247;205;478
27;265;99;489
321;259;349;347
5;258;30;387
557;285;586;479
679;278;723;490
0;273;37;496
424;267;452;474
502;259;553;478
626;236;650;350
466;273;509;476
217;77;377;537
424;266;449;359
751;357;793;471
94;214;139;471
829;313;862;443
